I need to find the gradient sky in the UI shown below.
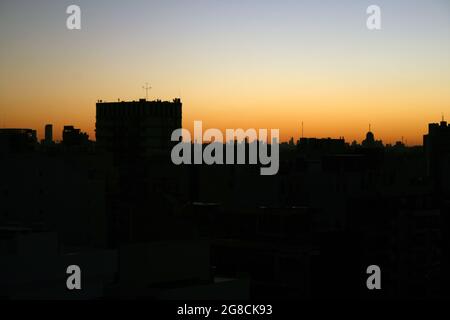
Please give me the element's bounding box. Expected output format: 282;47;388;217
1;0;449;144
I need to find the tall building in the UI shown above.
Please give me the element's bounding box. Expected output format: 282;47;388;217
44;124;53;144
423;118;450;194
95;98;184;245
95;98;182;158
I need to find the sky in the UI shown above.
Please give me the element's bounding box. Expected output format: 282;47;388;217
0;0;449;145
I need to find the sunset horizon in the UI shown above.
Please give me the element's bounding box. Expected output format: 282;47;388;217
0;93;446;146
1;0;449;145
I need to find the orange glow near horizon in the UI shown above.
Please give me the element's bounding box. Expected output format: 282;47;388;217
1;89;447;146
2;68;448;146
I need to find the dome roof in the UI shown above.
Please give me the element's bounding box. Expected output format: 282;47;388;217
366;131;374;141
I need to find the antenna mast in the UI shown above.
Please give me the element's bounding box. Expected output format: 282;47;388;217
142;83;152;100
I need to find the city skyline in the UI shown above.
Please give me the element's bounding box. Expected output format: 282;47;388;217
1;98;446;146
1;0;450;145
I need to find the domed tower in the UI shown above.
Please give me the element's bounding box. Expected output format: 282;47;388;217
362;124;376;147
365;130;375;144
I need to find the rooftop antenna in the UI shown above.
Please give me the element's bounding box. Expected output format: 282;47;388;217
301;121;304;138
142;83;152;100
442;112;445;122
369;123;371;132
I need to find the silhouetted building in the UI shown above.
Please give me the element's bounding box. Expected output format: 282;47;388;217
0;231;118;299
0;150;113;247
96;98;182;158
62;125;89;147
424;118;450;194
95;99;185;245
44;124;53;144
0;128;37;154
362;128;383;148
297;137;347;157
